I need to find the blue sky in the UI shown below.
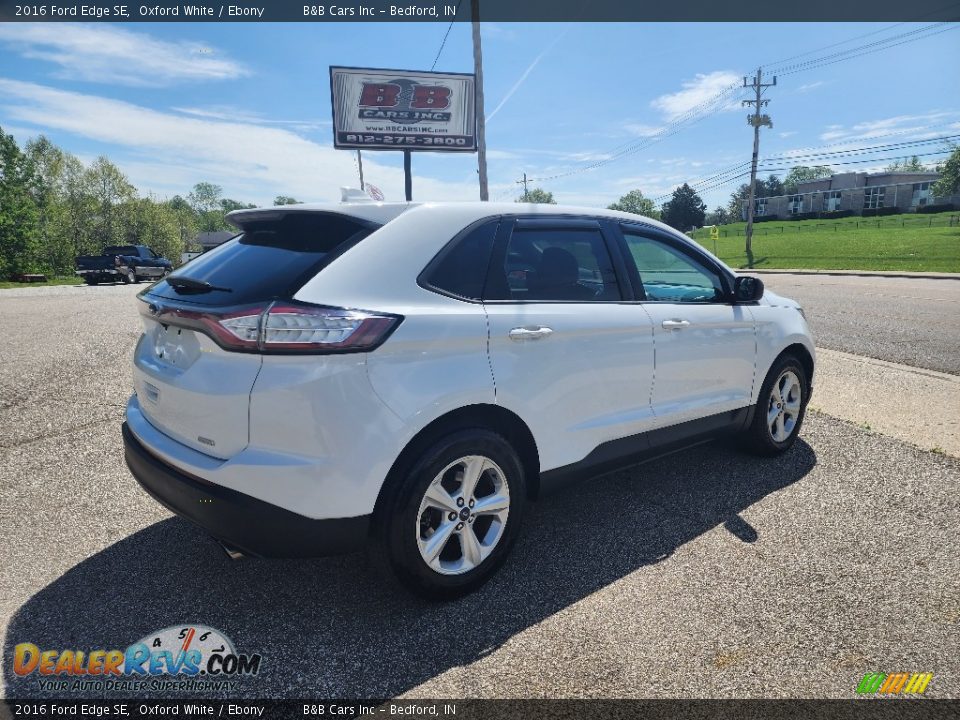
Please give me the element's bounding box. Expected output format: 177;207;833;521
0;21;957;210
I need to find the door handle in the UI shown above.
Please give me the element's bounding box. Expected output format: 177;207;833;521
661;319;691;330
509;326;554;341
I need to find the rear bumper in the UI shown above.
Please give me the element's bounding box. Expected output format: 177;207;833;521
122;422;370;558
76;268;120;276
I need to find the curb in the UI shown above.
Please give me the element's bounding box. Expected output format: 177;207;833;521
740;268;960;281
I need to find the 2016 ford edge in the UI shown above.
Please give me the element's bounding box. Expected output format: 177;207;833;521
122;197;814;599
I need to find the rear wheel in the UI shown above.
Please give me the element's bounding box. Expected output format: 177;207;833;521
122;268;136;284
741;353;809;455
374;429;526;600
84;277;98;286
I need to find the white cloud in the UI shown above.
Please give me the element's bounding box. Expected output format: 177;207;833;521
172;106;329;133
650;71;741;122
0;24;249;86
0;78;479;203
797;81;824;93
779;131;798;138
818;111;960;143
623;123;663;137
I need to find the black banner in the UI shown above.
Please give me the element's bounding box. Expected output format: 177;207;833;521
4;700;960;720
1;0;959;22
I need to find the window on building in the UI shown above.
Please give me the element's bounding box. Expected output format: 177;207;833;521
824;191;842;212
863;187;885;210
788;195;803;214
753;198;767;216
911;182;933;208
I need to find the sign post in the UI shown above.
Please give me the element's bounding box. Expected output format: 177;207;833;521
330;66;477;202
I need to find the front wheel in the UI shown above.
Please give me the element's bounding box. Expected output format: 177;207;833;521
741;354;809;456
121;268;137;284
374;429;526;600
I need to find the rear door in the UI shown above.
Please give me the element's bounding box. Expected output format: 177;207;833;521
483;217;655;473
616;223;756;426
133;212;377;459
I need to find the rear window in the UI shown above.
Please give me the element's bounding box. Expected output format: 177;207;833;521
104;246;138;256
150;213;377;306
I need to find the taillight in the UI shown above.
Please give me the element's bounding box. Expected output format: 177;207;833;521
139;299;401;354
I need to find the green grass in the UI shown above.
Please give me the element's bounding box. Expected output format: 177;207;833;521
690;211;960;272
0;275;83;289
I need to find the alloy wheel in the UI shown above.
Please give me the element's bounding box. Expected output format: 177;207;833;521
767;369;802;442
416;455;510;575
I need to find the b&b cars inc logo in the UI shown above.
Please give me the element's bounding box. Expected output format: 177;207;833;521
357;79;452;124
13;625;262;691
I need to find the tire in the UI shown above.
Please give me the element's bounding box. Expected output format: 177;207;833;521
741;353;809;456
84;277;98;286
373;429;526;600
121;269;136;284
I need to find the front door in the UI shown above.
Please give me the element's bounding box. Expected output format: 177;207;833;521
617;224;757;427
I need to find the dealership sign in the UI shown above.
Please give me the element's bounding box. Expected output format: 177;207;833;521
330;66;476;152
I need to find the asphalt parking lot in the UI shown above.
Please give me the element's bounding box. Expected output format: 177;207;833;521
1;283;958;699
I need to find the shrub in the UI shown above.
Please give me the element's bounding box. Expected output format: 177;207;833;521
917;203;955;214
861;207;899;217
787;211;819;221
752;214;780;223
819;210;855;219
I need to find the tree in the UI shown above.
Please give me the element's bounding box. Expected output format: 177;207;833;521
121;196;183;262
188;182;226;232
168;195;198;251
25;135;70;274
763;174;785;198
0;128;42;277
661;183;706;231
783;165;832;194
607;189;660;220
885;155;928;173
932;144;959;199
220;198;257;213
516;187;555;204
85;156;135;249
274;195;301;206
704;206;730;226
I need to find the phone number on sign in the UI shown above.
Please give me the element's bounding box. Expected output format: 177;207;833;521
342;134;473;148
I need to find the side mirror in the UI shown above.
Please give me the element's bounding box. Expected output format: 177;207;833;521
733;275;764;303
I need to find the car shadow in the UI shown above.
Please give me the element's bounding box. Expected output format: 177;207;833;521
4;438;816;699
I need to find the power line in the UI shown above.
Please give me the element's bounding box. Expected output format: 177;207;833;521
430;0;462;71
501;21;957;194
771;23;957;76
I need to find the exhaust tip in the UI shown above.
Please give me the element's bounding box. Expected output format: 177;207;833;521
217;540;246;560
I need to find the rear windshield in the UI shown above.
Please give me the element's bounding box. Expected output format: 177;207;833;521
149;213;378;306
104;246;139;256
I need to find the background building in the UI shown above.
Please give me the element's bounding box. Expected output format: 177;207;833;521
744;171;958;219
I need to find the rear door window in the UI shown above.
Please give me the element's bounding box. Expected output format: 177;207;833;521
151;213;378;306
485;224;622;302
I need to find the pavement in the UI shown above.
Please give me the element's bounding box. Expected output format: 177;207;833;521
1;282;958;699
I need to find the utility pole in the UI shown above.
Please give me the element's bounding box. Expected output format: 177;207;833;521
356;149;365;191
517;172;529;201
743;67;775;258
472;0;489;201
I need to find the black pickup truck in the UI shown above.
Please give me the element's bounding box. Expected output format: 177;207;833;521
75;245;173;285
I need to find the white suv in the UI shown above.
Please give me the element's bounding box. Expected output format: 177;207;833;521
123;198;814;599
